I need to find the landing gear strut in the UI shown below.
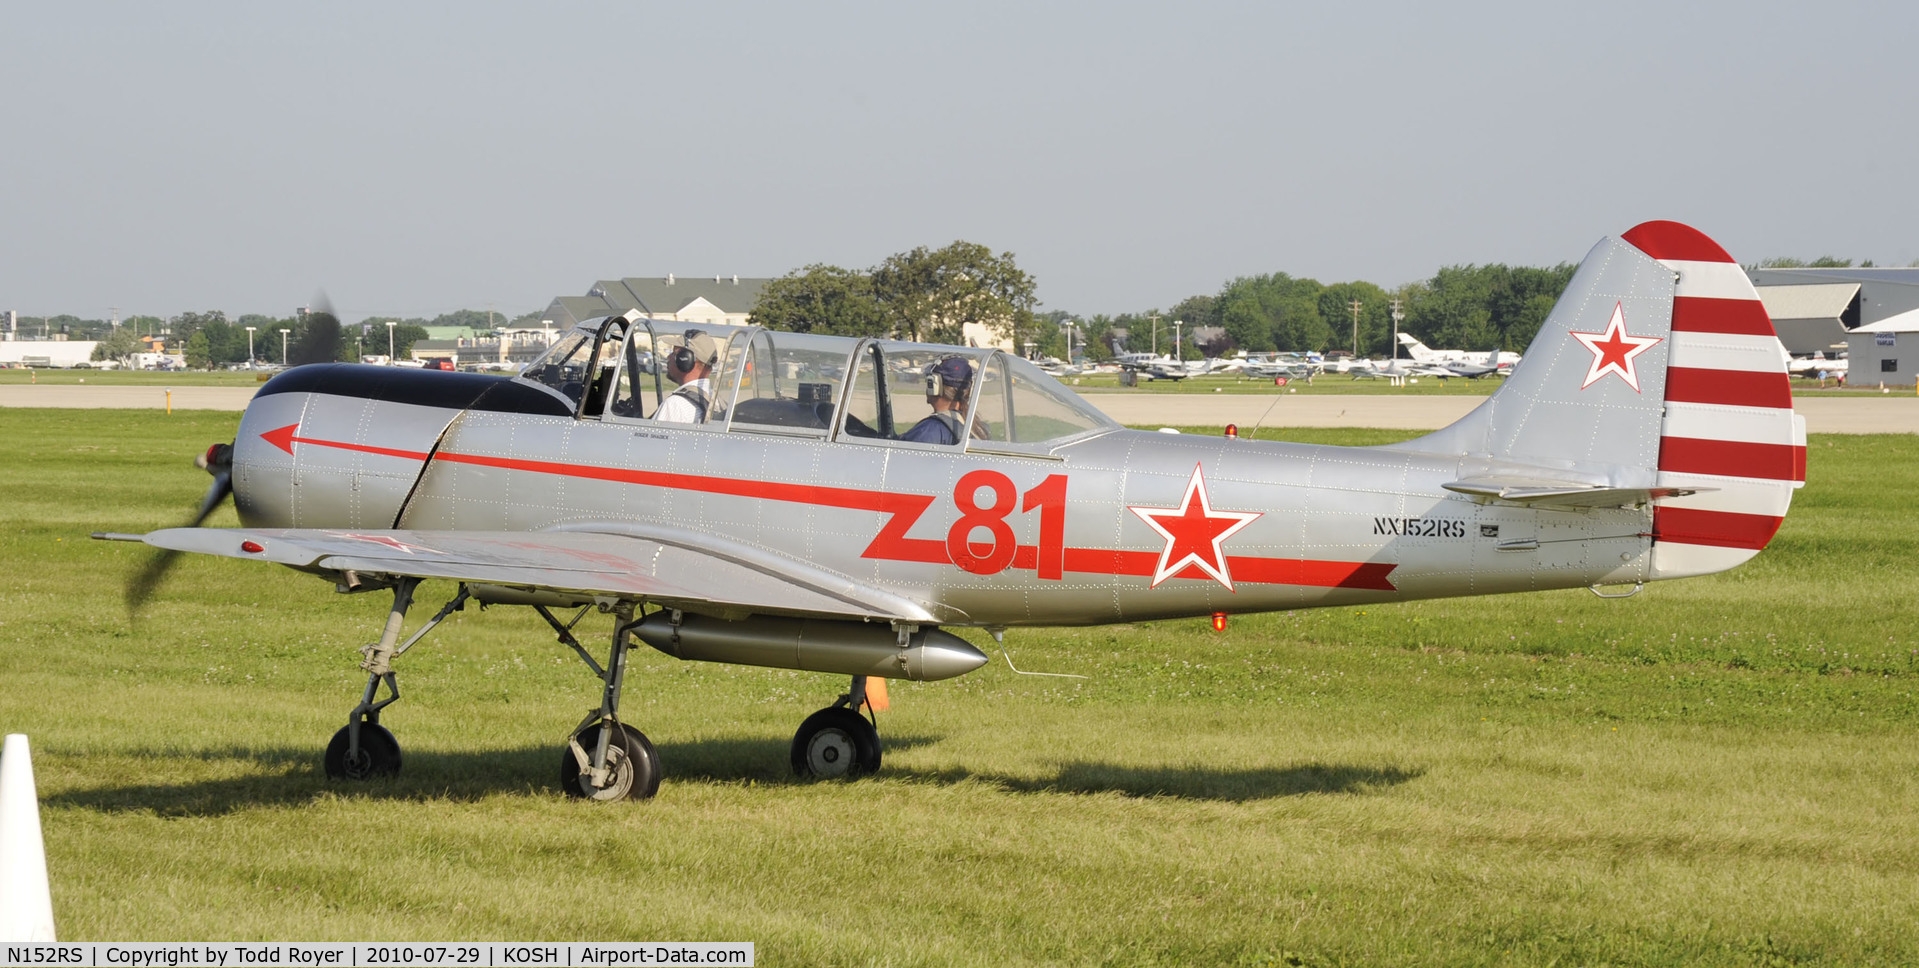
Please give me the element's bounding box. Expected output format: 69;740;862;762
791;675;883;779
323;578;467;782
541;603;662;801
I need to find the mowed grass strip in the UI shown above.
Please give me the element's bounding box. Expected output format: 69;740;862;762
2;409;1915;965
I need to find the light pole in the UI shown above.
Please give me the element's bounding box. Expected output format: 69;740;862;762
279;328;290;365
1390;298;1404;362
244;326;257;366
1174;320;1184;362
387;321;397;364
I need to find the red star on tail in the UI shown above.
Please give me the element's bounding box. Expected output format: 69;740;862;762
1570;302;1663;391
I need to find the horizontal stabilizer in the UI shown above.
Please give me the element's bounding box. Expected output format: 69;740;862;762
1443;476;1713;508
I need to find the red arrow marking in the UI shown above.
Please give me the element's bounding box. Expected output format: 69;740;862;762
260;424;430;461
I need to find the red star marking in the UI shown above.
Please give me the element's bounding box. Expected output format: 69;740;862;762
1128;465;1262;590
1570;302;1663;392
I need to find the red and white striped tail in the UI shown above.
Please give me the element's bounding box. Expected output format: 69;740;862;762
1620;221;1806;580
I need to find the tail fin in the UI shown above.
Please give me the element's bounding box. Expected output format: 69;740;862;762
1396;332;1435;363
1394;221;1804;579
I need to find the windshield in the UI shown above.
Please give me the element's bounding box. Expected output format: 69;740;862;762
514;327;597;407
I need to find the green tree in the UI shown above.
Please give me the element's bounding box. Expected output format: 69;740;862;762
184;330;212;370
393;324;430;359
750;264;886;337
1317;281;1393;357
870;241;1037;347
92;327;141;364
1216;273;1328;353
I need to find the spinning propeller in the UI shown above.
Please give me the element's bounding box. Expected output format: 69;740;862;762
125;441;233;614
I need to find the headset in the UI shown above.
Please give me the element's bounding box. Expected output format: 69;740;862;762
671;330;711;374
924;360;972;398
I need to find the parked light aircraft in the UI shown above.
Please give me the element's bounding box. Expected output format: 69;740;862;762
96;221;1804;802
1395;334;1523;369
1786;351;1847;379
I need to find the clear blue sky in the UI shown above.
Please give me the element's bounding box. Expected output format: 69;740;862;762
2;2;1912;325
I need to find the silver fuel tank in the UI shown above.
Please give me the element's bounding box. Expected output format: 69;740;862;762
633;613;988;682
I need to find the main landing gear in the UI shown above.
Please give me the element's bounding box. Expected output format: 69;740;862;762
536;603;662;801
791;676;884;780
323;583;891;801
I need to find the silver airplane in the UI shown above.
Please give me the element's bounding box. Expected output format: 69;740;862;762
96;221;1804;801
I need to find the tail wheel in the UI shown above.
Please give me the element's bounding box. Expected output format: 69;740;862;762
791;707;881;780
560;722;661;802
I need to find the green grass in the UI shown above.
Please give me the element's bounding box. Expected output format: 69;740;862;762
3;409;1916;964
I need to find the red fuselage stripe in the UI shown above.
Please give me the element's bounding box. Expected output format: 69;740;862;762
277;432;1396;590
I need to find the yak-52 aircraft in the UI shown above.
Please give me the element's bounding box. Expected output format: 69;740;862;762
97;221;1804;801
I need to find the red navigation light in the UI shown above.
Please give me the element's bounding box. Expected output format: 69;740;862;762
1224;424;1238;439
240;541;264;554
1211;612;1228;632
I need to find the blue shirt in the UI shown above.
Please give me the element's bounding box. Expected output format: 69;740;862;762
900;411;963;445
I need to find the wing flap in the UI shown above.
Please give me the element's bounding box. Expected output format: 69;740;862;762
131;527;932;622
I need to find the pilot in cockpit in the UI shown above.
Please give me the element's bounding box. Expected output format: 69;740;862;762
900;356;975;445
657;330;721;423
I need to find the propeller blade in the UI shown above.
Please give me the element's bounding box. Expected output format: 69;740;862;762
127;444;235;615
191;469;233;527
126;549;183;614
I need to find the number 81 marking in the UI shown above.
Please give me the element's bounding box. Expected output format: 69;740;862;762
947;470;1067;579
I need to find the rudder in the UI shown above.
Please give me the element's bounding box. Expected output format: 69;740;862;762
1623;221;1805;579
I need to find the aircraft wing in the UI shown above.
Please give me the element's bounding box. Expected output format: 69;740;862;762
104;526;937;623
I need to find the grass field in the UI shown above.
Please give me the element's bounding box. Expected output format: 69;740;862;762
3;409;1916;964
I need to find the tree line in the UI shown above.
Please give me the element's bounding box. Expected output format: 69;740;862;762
36;249;1898;371
749;244;1577;361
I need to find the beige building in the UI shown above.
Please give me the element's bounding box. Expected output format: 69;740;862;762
541;275;769;331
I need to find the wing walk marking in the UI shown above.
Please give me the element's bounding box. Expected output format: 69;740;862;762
262;425;1397;590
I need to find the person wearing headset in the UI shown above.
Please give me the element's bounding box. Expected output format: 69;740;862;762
656;330;721;423
900;356;975;445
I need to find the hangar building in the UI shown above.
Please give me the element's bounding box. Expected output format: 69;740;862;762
1847;309;1919;387
1749;267;1919;362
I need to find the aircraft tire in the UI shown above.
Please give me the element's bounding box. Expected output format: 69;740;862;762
790;707;881;780
560;722;661;802
323;722;402;780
